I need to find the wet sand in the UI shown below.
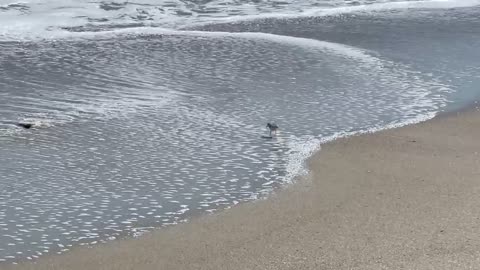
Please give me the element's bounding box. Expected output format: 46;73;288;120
5;109;480;270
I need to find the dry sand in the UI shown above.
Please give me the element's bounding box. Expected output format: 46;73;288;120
4;109;480;270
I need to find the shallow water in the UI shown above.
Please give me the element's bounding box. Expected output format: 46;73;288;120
1;0;479;263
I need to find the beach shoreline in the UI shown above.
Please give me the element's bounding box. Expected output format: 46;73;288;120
4;107;480;270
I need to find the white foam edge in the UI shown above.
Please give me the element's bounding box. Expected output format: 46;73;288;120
1;0;479;42
26;27;380;67
283;111;438;185
183;0;480;29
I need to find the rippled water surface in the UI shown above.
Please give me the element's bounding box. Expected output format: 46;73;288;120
1;0;480;264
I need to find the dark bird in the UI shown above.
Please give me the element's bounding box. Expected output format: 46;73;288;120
17;123;33;129
266;122;279;137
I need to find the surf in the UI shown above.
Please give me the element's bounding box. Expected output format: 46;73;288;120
0;0;479;41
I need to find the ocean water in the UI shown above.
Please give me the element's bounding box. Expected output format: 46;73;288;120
0;0;479;264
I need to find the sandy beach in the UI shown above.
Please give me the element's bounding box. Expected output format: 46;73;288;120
4;108;480;270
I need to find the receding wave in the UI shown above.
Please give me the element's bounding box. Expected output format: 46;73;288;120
0;29;449;138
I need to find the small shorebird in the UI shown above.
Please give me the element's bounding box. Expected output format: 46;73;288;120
266;122;279;137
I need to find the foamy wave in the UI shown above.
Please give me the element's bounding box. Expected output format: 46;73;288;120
281;110;438;187
284;135;322;183
0;0;479;41
185;0;480;28
16;27;380;66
